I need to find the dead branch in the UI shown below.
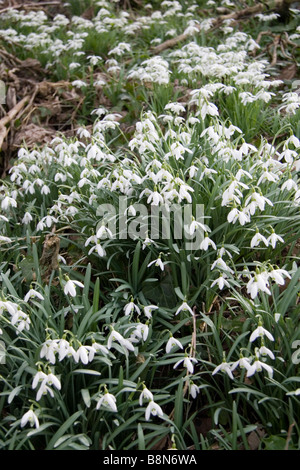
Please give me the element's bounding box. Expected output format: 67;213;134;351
0;95;30;149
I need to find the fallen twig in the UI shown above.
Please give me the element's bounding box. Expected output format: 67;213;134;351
0;95;30;149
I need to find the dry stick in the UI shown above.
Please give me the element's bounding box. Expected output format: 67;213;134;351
151;1;293;55
284;422;295;450
0;95;30;149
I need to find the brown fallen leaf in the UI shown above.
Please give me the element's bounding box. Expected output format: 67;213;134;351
278;63;298;81
12;122;56;149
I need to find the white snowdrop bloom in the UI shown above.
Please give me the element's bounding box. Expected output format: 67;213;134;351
268;268;291;286
46;372;61;391
57;338;71;361
246;357;273;379
107;329;135;352
250;321;274;343
40;339;59;364
64;278;84;297
142;236;158;250
88;243;106;258
145;400;164;421
131;323;149;342
143;305;158;319
89;341;109;359
76;344;92;365
267;231;284;249
246;274;271;299
245;192;273;214
166;335;183;354
211;257;233;274
22;212;33;225
281;179;298;192
190;382;200;399
0;300;18;316
11;310;31;333
174;355;198;374
21;409;39;429
147;256;165;271
175;301;194;316
24;288;44;303
72;80;87;88
188;218;210;236
139;386;153;406
258;345;275;360
124;299;141;317
227;207;250;225
0;236;12;244
1;195;17;210
211;273;230;290
164;102;185;115
96;392;117;412
212;356;234;379
200;234;217;251
230;354;252;372
250;231;269;248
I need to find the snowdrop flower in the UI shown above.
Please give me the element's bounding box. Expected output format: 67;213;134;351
24;288;44;303
246;352;273;379
22;212;33;225
145;400;164;421
230;353;252;372
131;322;149;342
40;339;59;364
227;207;250;226
189;382;200;399
211;256;234;274
11;309;31;333
143;305;158;319
1;195;17;210
142;236;158;250
212;353;234;379
75;344;91;365
174;355;198;374
166;335;183;353
139;385;153;406
96;392;117;412
72;80;87;88
0;236;12;244
107;328;135;352
258;342;275;360
63;278;84;297
268;268;291;286
249;319;274;343
246;273;271;299
124;298;141;317
188;217;210;236
250;231;269;248
200;234;216;251
281;178;298;192
146;188;164;206
147;254;165;271
267;230;284;249
96;224;113;240
175;301;194;316
88;242;106;257
20;409;39;429
211;273;230;290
